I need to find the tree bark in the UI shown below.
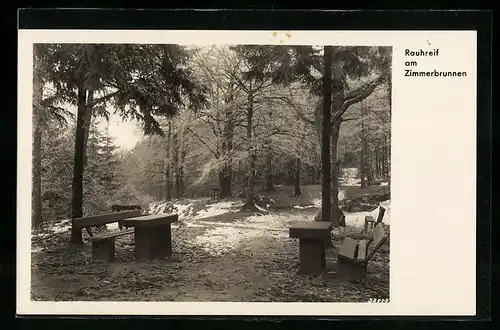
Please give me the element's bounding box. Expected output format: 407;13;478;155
219;116;234;198
165;121;172;201
328;63;345;225
32;59;43;230
82;91;94;167
264;144;274;192
71;86;87;244
179;137;186;198
330;121;342;212
320;46;332;223
242;92;258;211
294;157;302;196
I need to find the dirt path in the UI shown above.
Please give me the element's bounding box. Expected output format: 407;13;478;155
31;207;390;302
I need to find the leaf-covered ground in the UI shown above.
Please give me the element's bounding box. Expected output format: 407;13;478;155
31;192;390;302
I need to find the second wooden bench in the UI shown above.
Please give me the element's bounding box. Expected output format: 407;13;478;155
72;210;142;262
337;222;388;282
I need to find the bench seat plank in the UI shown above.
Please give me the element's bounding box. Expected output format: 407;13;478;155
338;237;358;260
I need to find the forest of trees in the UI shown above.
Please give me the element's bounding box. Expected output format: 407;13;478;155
32;44;391;238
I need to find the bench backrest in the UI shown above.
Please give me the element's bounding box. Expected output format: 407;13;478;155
72;210;142;228
376;206;386;224
367;223;387;261
111;204;142;212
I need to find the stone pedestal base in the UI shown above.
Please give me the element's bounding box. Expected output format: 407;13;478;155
92;238;116;262
134;224;172;260
299;238;326;274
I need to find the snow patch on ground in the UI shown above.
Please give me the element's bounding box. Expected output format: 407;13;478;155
148;200;243;221
293;205;316;210
187;212;291;256
193;201;242;220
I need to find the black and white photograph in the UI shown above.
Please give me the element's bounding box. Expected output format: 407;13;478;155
29;42;392;303
17;25;482;316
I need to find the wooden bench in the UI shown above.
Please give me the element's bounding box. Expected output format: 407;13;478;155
337;223;388;282
71;210;142;261
92;229;134;262
289;221;334;274
364;206;386;232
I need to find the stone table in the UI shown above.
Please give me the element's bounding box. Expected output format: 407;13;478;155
121;214;178;260
289;221;333;274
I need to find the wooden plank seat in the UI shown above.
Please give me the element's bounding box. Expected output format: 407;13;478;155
364;206;386;232
289;221;334;274
337;223;388;282
71;210;142;258
91;229;134;262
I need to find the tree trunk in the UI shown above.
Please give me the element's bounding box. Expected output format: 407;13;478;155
360;150;366;188
327;62;346;226
172;131;180;199
361;101;369;187
179;139;186;198
320;46;332;223
32;64;43;230
264;144;274;192
384;135;390;178
294;157;301;196
218;167;232;198
219;117;234;198
165;121;172;201
330;120;342;214
242;92;259;212
71;86;87;244
82;91;94;167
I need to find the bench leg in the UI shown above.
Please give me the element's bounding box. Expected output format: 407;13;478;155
134;225;172;261
337;256;367;282
154;224;173;259
92;238;116;262
298;238;326;275
134;226;155;260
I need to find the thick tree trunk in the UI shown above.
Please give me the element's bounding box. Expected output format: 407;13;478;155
330;120;342;217
245;96;255;204
218;167;232;198
294;157;301;196
32;65;43;230
241;93;259;212
82;91;94;167
71;86;87;244
165;121;172;201
327;62;346;226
